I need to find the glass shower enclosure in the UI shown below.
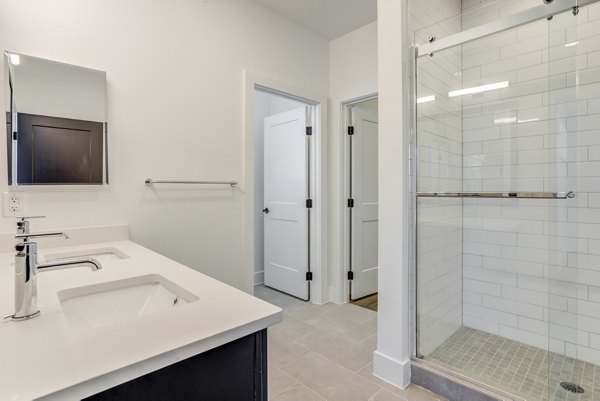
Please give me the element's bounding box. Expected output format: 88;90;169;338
414;1;600;400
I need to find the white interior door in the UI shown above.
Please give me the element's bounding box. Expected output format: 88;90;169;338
264;106;310;300
350;106;378;300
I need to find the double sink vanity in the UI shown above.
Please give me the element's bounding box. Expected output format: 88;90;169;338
0;222;281;400
1;51;282;400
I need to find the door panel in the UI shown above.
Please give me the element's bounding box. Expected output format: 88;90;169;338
264;107;309;300
350;106;378;300
16;113;103;184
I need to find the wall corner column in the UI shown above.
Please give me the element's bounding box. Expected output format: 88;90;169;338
374;0;412;389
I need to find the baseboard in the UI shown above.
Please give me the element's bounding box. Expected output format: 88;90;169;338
328;285;342;304
372;350;410;389
254;271;264;286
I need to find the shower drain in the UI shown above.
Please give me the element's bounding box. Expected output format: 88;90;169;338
560;382;585;394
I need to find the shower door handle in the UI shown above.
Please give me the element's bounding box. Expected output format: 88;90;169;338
416;191;576;199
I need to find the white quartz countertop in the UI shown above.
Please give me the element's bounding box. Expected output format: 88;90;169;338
0;240;282;401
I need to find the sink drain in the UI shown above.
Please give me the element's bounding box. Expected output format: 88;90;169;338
560;382;585;394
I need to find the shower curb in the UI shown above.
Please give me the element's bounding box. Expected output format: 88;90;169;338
411;361;523;401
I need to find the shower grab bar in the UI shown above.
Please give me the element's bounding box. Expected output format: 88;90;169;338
416;191;576;199
145;178;237;187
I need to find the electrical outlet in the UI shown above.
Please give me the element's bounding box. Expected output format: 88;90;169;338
3;192;25;216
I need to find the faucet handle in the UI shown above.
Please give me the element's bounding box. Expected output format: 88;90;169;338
15;231;69;240
16;216;46;235
16;216;45;221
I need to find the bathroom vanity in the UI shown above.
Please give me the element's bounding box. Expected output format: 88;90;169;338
0;227;281;400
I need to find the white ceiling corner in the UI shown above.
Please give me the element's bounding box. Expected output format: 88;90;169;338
252;0;377;40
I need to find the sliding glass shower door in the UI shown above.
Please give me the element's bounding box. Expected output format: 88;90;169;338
415;2;600;400
547;5;598;401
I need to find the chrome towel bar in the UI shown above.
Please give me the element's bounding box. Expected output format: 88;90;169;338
416;191;576;199
145;178;237;187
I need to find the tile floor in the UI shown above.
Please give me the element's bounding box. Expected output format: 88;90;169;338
255;285;447;401
427;326;600;401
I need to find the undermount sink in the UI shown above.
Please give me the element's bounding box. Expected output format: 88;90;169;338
43;247;129;264
58;274;199;330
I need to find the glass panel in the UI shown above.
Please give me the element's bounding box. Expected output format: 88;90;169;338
547;4;600;401
414;7;577;400
413;0;550;46
416;41;463;360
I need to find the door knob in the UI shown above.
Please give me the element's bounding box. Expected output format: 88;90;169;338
262;208;270;214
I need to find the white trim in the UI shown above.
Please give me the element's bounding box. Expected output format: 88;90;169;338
373;350;411;389
243;70;328;304
417;0;600;57
376;0;412;389
254;270;264;286
340;93;378;304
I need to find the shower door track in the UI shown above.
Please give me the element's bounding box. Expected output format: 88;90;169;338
416;0;600;58
411;358;525;401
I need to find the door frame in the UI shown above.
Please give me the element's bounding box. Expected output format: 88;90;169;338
243;70;328;304
340;93;378;303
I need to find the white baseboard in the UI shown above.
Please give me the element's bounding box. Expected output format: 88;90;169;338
328;285;342;304
254;270;264;286
372;350;411;389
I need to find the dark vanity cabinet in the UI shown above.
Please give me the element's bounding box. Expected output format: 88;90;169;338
85;330;268;401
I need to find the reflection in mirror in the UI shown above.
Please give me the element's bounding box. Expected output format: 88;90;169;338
4;52;107;185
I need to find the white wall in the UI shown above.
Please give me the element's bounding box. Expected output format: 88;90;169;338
328;21;378;303
0;0;329;293
253;89;306;285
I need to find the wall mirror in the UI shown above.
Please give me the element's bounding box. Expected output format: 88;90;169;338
4;52;107;185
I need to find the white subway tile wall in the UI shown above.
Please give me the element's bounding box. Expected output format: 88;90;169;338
413;0;464;355
456;1;600;366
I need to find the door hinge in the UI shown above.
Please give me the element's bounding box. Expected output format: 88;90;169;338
306;199;313;208
12;132;17;140
347;126;354;135
348;271;354;280
306;271;313;281
347;198;354;208
306;126;313;136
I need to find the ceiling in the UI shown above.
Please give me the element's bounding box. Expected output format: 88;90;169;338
252;0;377;40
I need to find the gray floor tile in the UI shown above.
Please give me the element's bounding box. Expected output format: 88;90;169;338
255;285;445;401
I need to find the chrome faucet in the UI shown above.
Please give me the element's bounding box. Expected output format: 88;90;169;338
7;218;102;321
16;215;45;236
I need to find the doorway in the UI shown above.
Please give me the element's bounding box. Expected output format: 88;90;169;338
253;87;315;301
345;97;379;307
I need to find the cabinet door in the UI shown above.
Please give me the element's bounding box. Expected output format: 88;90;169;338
85;330;267;401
